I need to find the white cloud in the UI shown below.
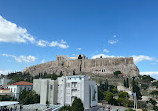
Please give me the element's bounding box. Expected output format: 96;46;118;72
91;54;116;59
37;40;69;49
151;63;157;65
72;54;76;56
132;55;155;64
0;15;69;49
2;54;37;63
140;72;158;79
103;49;109;53
41;59;45;63
61;40;67;44
37;40;48;47
113;35;117;38
140;72;158;76
92;54;157;64
91;54;157;64
49;40;69;49
76;48;82;50
0;70;10;75
108;40;118;44
0;16;35;43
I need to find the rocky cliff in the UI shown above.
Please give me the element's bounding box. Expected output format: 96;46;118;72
23;55;139;77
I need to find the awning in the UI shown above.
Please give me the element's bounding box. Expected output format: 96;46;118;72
0;101;19;106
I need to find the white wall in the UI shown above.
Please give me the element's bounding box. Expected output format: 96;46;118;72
8;85;33;99
33;75;98;109
57;75;98;109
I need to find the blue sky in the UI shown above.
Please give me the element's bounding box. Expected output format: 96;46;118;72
0;0;158;79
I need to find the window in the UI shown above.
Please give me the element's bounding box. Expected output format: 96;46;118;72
50;85;53;90
66;96;70;102
67;89;70;94
66;83;70;87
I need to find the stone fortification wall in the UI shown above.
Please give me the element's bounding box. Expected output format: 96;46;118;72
23;56;139;77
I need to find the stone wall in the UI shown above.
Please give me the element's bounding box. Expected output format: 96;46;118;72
23;55;139;77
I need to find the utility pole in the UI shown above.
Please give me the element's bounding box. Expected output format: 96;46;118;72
132;93;137;110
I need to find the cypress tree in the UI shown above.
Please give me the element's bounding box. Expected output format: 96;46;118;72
132;77;142;100
104;81;107;91
38;73;41;78
124;79;126;87
60;71;63;76
73;70;75;75
126;78;129;88
132;77;136;92
106;80;109;91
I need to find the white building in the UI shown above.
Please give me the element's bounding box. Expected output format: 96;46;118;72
7;81;33;99
33;75;98;109
33;79;58;104
58;75;98;109
0;78;11;86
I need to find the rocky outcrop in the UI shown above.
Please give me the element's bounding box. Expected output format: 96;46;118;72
23;55;139;77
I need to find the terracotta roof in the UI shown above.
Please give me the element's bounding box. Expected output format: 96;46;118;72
8;81;33;86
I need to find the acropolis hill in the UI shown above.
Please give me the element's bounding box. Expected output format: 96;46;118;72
23;55;139;77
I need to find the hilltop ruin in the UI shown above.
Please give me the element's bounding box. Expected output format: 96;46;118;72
23;55;139;77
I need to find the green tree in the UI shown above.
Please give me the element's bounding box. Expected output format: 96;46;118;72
106;80;109;91
126;78;129;88
152;81;158;88
111;86;118;94
19;89;28;100
98;88;104;101
150;90;158;98
104;91;114;104
141;75;155;82
117;92;129;106
38;73;41;78
71;97;84;111
153;106;158;111
132;77;142;100
124;79;127;87
141;84;149;90
0;95;13;101
118;92;129;99
113;71;122;76
125;109;135;111
73;70;75;75
51;72;58;80
20;90;40;105
148;98;157;106
44;71;47;78
60;71;63;76
46;100;49;107
59;106;71;111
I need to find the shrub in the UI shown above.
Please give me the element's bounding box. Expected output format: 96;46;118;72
125;109;135;111
71;97;84;111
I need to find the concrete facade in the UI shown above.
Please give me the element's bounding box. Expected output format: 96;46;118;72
57;75;98;109
33;75;98;109
23;55;139;77
33;79;58;105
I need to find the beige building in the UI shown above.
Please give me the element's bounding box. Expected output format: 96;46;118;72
0;88;13;96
